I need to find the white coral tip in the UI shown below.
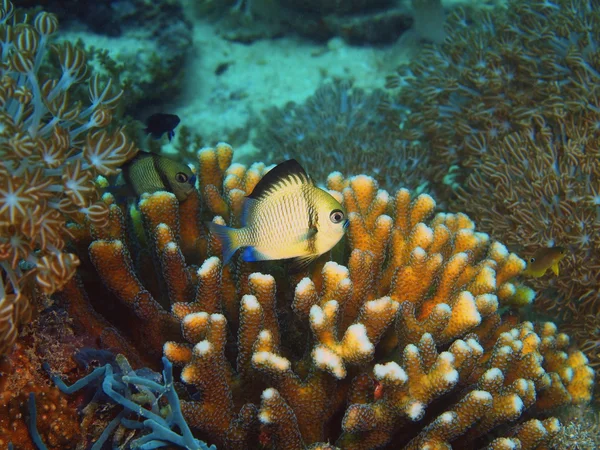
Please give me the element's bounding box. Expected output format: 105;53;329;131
374;362;407;383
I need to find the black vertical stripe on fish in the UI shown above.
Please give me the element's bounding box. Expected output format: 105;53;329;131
304;188;318;255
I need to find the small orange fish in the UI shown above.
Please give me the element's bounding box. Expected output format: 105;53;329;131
523;246;567;278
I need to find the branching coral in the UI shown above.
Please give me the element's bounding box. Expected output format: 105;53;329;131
56;143;594;449
254;80;437;197
561;314;600;384
0;0;137;355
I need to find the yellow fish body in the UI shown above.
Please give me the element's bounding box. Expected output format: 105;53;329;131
523;246;567;278
207;159;348;270
116;151;196;201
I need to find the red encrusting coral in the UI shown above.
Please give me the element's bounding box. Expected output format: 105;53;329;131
0;309;88;449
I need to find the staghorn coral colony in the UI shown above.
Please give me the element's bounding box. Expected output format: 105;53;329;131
0;0;598;449
1;142;596;448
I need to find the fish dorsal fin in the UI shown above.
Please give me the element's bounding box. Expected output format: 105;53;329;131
248;159;312;201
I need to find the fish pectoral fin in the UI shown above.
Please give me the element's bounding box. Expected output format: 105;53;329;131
288;254;319;274
111;173;126;186
551;262;560;276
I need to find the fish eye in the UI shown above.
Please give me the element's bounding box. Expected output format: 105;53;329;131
330;209;345;224
175;172;188;183
530;257;535;263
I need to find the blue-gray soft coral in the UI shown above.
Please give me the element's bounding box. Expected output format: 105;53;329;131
45;354;215;450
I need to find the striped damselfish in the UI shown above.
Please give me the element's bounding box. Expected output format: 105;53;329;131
207;159;349;271
109;151;196;202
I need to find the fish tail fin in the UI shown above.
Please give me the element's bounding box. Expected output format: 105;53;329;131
205;222;240;264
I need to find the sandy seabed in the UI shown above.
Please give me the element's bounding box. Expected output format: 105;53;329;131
62;0;496;161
